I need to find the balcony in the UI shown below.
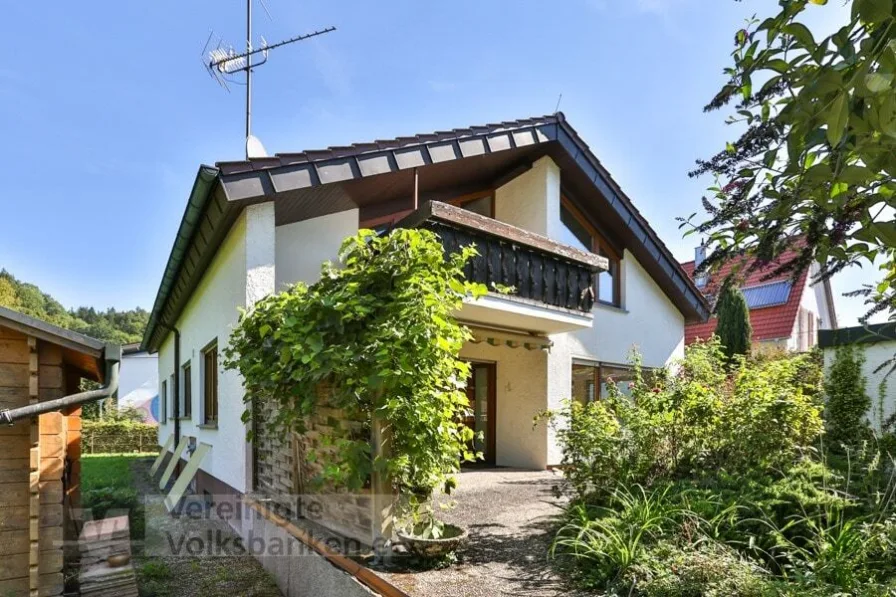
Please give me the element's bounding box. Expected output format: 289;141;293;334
397;201;607;334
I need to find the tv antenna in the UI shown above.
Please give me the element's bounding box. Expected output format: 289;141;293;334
202;0;336;158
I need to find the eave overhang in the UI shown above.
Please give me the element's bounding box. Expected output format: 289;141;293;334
143;114;710;352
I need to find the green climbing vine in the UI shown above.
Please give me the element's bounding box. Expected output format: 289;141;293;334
223;228;487;500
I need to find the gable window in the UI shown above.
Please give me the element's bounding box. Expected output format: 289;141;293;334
202;342;219;425
181;361;192;419
560;198;621;307
160;379;167;423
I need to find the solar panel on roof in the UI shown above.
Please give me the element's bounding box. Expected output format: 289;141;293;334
742;280;792;309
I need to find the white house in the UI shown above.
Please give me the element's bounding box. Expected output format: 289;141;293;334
141;113;709;509
117;343;159;424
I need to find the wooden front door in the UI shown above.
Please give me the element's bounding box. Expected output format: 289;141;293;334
463;362;496;466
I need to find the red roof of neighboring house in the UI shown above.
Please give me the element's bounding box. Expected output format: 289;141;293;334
680;249;809;344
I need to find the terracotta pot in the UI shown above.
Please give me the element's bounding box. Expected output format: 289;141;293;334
396;524;467;558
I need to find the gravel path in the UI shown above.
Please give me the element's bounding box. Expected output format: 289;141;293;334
378;468;581;597
130;458;282;597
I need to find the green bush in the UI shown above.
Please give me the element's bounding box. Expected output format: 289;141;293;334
624;541;770;597
82;419;158;454
540;339;823;494
544;340;896;595
824;345;872;449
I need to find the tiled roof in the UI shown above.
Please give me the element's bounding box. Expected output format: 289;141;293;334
680;249;809;343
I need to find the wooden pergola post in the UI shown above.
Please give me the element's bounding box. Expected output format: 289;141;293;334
370;414;394;554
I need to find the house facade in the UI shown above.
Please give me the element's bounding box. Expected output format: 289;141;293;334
681;246;838;352
117;343;159;424
141;114;708;511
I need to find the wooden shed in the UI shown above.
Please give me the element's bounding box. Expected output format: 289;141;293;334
0;306;118;597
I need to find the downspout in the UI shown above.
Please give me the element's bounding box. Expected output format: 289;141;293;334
0;345;121;425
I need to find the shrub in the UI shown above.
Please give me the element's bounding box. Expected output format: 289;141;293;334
82;419;158;454
824;345;872;449
540;339;823;496
624;540;770;597
715;284;752;361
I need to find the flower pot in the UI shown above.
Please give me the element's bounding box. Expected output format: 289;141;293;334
397;524;468;559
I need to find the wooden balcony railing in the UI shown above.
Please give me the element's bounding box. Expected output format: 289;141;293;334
396;201;607;313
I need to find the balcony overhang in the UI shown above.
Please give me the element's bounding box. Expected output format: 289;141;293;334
457;293;594;335
398;201;606;335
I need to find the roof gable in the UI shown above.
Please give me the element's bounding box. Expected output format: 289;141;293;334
142;113;710;351
680;249;814;343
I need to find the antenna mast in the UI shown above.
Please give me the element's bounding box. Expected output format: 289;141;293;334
202;1;336;158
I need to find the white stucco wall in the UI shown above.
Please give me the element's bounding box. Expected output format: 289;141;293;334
494;156;560;237
157;203;276;494
823;341;896;432
459;341;550;469
491;155;687;466
275;209;359;289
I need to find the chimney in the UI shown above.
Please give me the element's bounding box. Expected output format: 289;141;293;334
694;242;707;288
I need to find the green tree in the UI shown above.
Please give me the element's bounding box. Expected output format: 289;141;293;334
0;269;148;343
824;344;871;447
716;283;753;360
686;0;896;328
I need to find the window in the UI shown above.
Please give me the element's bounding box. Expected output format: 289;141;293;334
181;361;192;419
571;361;638;403
160;379;167;423
203;343;219;425
169;374;174;419
559;198;621;307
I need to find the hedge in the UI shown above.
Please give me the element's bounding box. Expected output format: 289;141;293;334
82;420;158;454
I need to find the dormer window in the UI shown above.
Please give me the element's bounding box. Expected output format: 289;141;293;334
559;198;621;307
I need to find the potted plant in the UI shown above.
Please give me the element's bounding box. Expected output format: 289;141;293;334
395;490;467;559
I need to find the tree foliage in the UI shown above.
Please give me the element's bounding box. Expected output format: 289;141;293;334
686;0;896;324
715;283;753;359
224;229;487;505
0;269;148;343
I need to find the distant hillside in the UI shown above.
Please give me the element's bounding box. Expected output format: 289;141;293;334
0;269;149;344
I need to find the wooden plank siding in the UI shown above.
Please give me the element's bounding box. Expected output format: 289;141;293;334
0;328;30;592
0;327;70;597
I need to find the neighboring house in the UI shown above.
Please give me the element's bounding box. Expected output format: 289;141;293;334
141;113;709;522
819;322;896;431
680;245;838;352
0;306;119;597
117;343;159;424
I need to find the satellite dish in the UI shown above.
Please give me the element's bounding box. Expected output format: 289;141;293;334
246;135;268;158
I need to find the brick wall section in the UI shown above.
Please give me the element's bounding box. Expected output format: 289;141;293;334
254;382;382;546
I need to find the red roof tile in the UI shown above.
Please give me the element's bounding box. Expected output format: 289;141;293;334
681;250;808;344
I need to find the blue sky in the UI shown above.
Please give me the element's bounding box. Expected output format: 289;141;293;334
0;0;879;326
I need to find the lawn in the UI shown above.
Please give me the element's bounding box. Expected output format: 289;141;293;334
81;453;154;493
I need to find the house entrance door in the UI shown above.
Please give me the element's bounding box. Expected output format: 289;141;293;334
463;362;496;466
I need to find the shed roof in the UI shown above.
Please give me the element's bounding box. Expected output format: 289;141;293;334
142;113;711;351
0;305;108;381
